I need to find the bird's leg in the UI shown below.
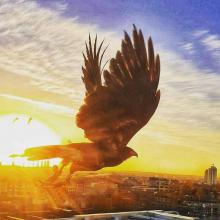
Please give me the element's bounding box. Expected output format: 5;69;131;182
65;174;72;184
58;159;69;176
47;159;69;183
65;162;75;183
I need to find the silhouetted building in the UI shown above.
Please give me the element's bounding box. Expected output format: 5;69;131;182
148;177;169;191
204;164;217;185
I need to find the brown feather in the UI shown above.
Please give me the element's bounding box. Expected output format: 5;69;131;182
77;26;160;148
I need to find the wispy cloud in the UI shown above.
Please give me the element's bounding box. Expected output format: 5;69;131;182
199;33;220;69
0;94;74;116
180;42;195;54
201;34;220;50
158;49;220;130
53;1;68;13
0;0;219;130
192;29;209;38
0;0;119;105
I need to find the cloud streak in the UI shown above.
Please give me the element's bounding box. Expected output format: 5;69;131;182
156;47;220;131
0;0;119;105
0;0;219;130
0;0;220;128
199;33;220;69
0;94;74;116
180;42;195;54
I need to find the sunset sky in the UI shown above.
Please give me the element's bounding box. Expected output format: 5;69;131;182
0;0;219;175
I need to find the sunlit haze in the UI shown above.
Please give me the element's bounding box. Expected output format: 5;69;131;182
0;114;61;165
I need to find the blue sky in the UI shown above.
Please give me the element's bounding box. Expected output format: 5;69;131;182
37;0;220;73
37;0;220;32
0;0;219;174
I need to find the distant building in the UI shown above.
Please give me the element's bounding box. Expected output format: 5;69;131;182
204;169;208;183
204;164;217;185
148;177;169;191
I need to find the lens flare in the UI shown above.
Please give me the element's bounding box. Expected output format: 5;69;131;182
0;114;61;165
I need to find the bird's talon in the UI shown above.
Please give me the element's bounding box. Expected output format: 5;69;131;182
66;175;72;184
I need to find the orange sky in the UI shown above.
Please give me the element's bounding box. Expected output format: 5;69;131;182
0;94;219;176
0;0;219;176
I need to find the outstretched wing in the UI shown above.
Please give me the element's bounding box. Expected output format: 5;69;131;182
81;35;107;94
77;25;160;148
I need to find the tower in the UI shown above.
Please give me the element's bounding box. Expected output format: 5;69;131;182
204;164;217;185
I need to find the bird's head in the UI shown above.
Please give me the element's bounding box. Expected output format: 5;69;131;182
123;147;138;160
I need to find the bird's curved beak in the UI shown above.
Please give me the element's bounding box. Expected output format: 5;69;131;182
132;151;138;157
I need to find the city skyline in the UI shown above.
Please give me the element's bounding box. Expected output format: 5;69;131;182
0;164;219;218
0;160;218;180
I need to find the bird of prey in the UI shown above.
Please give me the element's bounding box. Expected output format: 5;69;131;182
19;25;160;182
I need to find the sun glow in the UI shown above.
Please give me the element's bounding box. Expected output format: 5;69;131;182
0;114;61;165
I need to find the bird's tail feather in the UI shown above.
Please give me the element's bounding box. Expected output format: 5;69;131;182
10;143;93;161
11;145;63;160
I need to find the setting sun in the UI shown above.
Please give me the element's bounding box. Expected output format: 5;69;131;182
0;114;61;165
